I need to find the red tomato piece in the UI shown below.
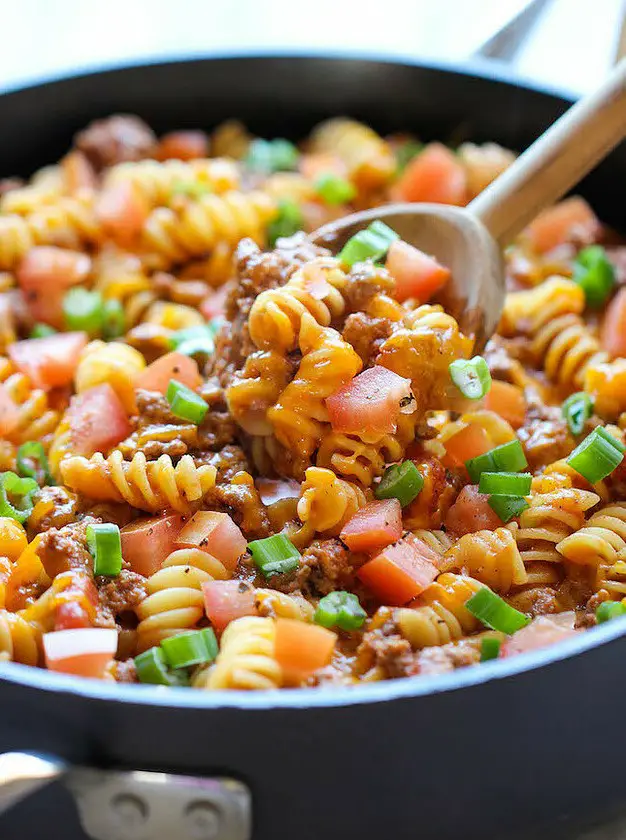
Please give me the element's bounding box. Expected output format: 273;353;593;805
135;351;202;395
176;511;247;573
17;246;91;328
155;130;209;161
602;287;626;358
121;513;187;578
202;580;257;632
525;197;599;254
340;499;402;554
43;628;118;679
357;533;441;605
501;615;577;658
444;485;503;535
443;424;492;469
274;618;336;684
484;381;526;429
299;152;347;181
200;286;229;320
393;143;467;205
326;366;413;438
67;384;131;457
385;239;451;303
54;601;92;631
0;385;19;436
95;181;149;243
8;332;88;390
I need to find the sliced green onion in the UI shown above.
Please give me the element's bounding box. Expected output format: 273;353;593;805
16;441;54;486
479;471;532;496
466;439;528;483
596;600;626;624
63;287;104;335
395;140;424;171
338;220;400;268
480;636;502;661
314;173;356;205
267;199;305;247
170;324;215;364
166;379;208;425
449;356;492;400
245;138;299;174
572;245;615;309
566;427;624;483
86;523;122;577
314;591;366;631
375;461;424;507
171;180;212;199
102;299;126;340
134;647;190;687
561;392;593;436
160;628;218;669
465;587;530;634
0;471;38;523
487;494;530;523
595;424;626;453
30;323;56;339
248;534;301;579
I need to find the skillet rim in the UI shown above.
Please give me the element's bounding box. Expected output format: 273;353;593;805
0;50;613;710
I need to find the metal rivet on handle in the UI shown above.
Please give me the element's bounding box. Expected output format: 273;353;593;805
184;800;222;840
110;793;148;833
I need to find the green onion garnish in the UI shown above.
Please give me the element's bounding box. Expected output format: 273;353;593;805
561;392;593;436
338;220;400;268
134;647;190;687
63;287;104;335
596;600;626;624
245;138;299;174
86;522;122;577
16;441;54;486
478;471;532;496
487;494;530;523
566;427;624;484
170;325;215;364
160;628;218;669
449;356;492;400
395;140;424;171
166;379;208;425
314;173;356;205
572;245;615;309
102;299;126;340
314;591;367;631
465;587;530;634
0;471;38;523
466;439;528;483
480;636;502;661
248;534;301;579
267;199;305;247
375;461;424;507
30;323;56;339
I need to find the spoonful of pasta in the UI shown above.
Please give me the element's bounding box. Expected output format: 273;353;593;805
310;60;626;349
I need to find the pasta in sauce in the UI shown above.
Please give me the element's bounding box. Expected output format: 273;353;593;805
0;114;624;689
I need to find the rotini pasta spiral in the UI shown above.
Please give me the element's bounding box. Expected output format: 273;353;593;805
92;249;157;327
395;573;483;649
294;466;368;543
74;340;146;413
226;350;294;436
516;488;600;564
0;610;40;665
142;191;277;264
0;358;62;445
203;616;282;690
136;548;228;651
442;527;528;592
309;118;395;191
60;451;217;513
556;503;626;568
248;257;348;353
104;158;241;207
254;589;314;622
268;313;361;460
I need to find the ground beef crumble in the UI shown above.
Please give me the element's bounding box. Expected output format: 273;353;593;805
342;312;393;367
96;570;147;627
36;516;100;579
74;114;157;169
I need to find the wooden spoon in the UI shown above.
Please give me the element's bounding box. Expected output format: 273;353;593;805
310;60;626;349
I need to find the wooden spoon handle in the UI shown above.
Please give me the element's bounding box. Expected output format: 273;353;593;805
469;59;626;246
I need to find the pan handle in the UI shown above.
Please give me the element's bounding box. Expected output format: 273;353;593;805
0;751;252;840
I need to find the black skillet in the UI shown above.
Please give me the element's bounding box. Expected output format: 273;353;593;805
0;54;625;840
